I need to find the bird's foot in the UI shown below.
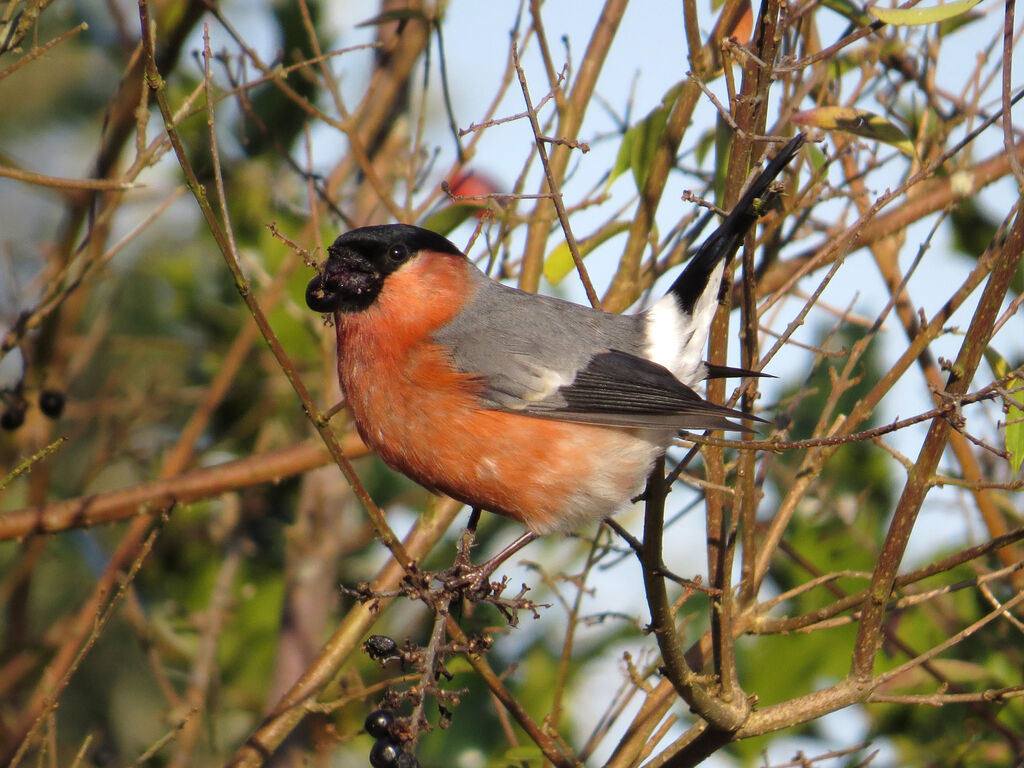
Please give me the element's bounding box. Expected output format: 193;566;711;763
441;530;540;610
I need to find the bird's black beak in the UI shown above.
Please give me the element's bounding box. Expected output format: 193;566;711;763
305;247;385;314
305;271;339;313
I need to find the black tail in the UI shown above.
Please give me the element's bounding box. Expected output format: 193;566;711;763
668;134;805;315
703;362;776;380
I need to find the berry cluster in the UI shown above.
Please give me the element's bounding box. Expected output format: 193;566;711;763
365;709;420;768
1;388;65;431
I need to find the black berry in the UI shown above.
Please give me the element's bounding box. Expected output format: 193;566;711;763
364;634;399;662
1;405;25;431
369;739;402;768
364;709;395;740
38;389;65;419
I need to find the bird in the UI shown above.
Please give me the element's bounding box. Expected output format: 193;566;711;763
306;134;803;537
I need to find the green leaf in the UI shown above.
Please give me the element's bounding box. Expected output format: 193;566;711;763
1005;377;1024;474
869;0;984;25
985;347;1024;474
985;347;1010;380
792;106;916;157
543;241;576;285
628;104;669;190
938;7;985;34
694;126;717;166
420;203;483;235
499;745;545;763
543;221;631;284
806;139;828;173
821;0;875;26
609;82;683;191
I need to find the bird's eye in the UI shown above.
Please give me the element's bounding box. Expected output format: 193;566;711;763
387;244;409;263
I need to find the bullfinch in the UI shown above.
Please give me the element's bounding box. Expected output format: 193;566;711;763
306;135;803;535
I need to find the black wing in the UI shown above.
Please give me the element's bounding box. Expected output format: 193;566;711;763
517;349;765;432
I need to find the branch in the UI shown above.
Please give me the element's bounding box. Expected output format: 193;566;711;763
519;0;629;292
512;43;600;309
0;441;347;540
850;203;1024;681
641;459;748;732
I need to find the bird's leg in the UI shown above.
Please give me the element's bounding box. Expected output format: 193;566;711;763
447;530;538;592
453;507;483;571
472;531;537;579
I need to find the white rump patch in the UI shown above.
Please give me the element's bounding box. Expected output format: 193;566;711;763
644;295;695;385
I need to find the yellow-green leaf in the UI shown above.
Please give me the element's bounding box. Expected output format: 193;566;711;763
543;221;631;284
806;139;828;173
985;347;1010;380
420;203;482;235
986;347;1024;474
610;82;683;191
822;0;875;26
543;242;577;285
495;745;544;765
1005;376;1024;475
938;7;984;34
792;106;916;156
869;0;984;26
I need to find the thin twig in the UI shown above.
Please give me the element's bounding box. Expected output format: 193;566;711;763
511;42;601;309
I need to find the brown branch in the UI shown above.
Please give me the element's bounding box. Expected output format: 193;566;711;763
457;88;559;135
0;440;350;540
445;616;578;768
680;380;1005;452
872;591;1024;689
869;686;1024;705
169;539;244;767
850;137;1024;586
0;20;86;82
512;42;600;309
641;459;747;732
0;165;138;190
850;204;1024;681
752;526;1024;634
751;217;1005;592
519;0;629;293
1001;0;1024;188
